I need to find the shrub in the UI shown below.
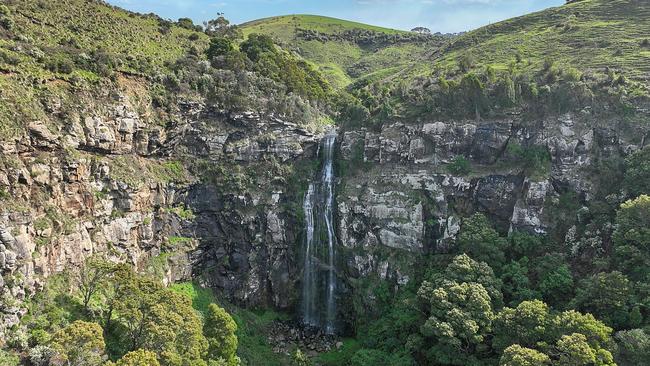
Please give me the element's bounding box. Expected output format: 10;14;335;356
458;53;476;72
0;16;13;30
0;4;12;30
563;67;582;82
0;349;20;366
447;156;471;175
507;143;551;179
177;17;196;30
206;37;235;60
45;56;74;74
240;33;276;62
0;50;19;65
542;58;555;71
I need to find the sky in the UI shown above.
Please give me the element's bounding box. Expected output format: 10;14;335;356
106;0;565;33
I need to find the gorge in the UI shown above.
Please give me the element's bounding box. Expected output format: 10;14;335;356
1;0;650;365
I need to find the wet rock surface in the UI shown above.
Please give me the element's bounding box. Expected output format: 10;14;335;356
267;321;340;356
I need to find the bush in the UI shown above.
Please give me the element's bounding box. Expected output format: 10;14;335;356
45;56;74;74
0;16;13;30
0;49;20;65
446;156;471;175
458;53;476;72
0;4;12;30
507;143;551;179
0;349;20;366
240;33;276;62
206;37;235;61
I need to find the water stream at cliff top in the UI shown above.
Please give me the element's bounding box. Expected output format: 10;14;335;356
302;132;338;334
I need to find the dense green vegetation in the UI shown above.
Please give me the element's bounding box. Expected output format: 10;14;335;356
336;198;650;365
2;259;240;366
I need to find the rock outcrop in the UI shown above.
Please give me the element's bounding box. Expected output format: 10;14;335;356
335;113;647;308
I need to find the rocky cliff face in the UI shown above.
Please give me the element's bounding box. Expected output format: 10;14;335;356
0;76;322;339
1;74;648;338
334;112;648;322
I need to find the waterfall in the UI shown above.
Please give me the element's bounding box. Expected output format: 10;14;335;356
301;132;338;333
302;183;317;327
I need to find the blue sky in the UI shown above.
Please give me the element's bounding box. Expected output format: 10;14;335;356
106;0;564;33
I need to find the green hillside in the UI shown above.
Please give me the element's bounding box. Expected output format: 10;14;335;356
404;0;650;81
240;14;448;88
0;0;209;78
241;14;407;37
336;0;650;125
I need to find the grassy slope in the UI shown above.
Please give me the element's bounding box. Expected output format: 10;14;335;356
4;0;209;76
241;14;408;36
240;14;434;88
403;0;650;81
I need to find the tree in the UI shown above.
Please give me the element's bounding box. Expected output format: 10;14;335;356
204;303;239;366
240;34;276;62
116;349;161;366
499;259;539;306
623;147;650;197
613;195;650;281
206;38;235;61
350;349;394;366
457;213;507;271
113;276;208;364
571;271;631;328
492;300;616;364
102;263;138;329
499;345;550;366
534;254;574;307
440;253;503;307
177;18;201;31
418;281;494;364
411;27;431;34
615;329;650;366
493;300;551;352
461;72;485;121
554;333;614;366
50;321;106;366
77;257;115;311
417;255;502;364
550;310;614;353
204;14;241;39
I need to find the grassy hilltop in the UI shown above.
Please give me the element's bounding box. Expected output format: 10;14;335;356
240;14;448;88
391;0;650;82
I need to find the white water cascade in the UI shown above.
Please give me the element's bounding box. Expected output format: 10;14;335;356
301;132;338;334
